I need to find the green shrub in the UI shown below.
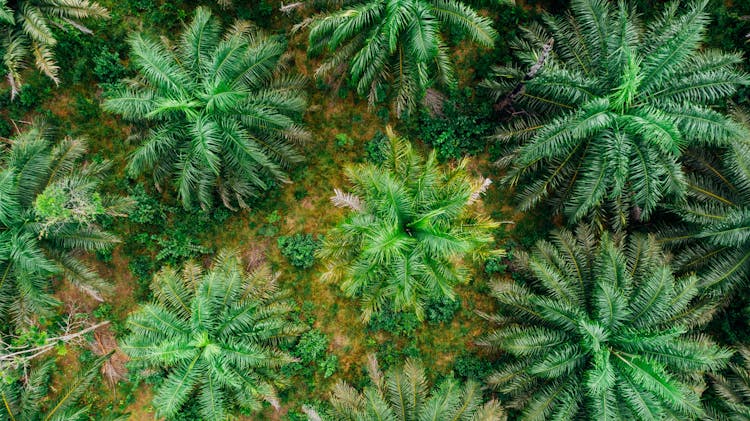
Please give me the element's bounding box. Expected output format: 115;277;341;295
128;184;165;225
484;255;507;276
294;329;329;364
364;131;388;164
367;305;420;336
424;296;461;324
153;233;210;265
320;354;339;379
453;352;494;381
93;48;127;84
335;133;354;147
416;89;492;161
277;233;322;269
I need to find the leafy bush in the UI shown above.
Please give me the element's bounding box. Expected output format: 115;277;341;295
295;329;329;364
93;48;127;84
128;184;165;225
367;305;421;336
416;89;492;161
277;233;322;269
335;133;354;147
453;352;494;381
153;233;210;265
286;329;339;382
484;255;507;275
364;131;388;164
320;354;339;379
424;296;461;324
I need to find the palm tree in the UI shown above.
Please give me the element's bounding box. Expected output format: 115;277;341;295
0;124;129;329
318;128;499;320
704;347;750;421
0;352;117;421
479;226;731;420
0;0;109;98
104;7;309;210
303;356;505;420
662;132;750;297
304;0;498;116
120;250;306;420
483;0;748;229
704;346;750;420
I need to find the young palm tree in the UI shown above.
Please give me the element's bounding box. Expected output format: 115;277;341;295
0;124;129;329
120;250;306;420
483;0;748;229
303;356;505;420
0;0;109;97
0;352;115;421
704;346;750;420
318;129;499;320
480;227;731;420
663;134;750;296
104;7;309;210
304;0;498;116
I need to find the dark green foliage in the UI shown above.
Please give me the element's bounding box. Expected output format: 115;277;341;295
290;329;339;380
295;330;329;364
417;89;493;161
277;234;322;269
235;0;275;23
128;255;156;301
481;227;731;420
92;49;127;85
453;351;494;381
128;184;165;226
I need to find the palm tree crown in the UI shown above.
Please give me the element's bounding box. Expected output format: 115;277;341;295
304;356;505;420
0;124;128;329
480;227;731;420
0;353;112;421
704;346;750;420
104;7;309;210
0;0;109;97
664;129;750;296
305;0;498;116
318;129;499;320
120;251;306;420
484;0;748;229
